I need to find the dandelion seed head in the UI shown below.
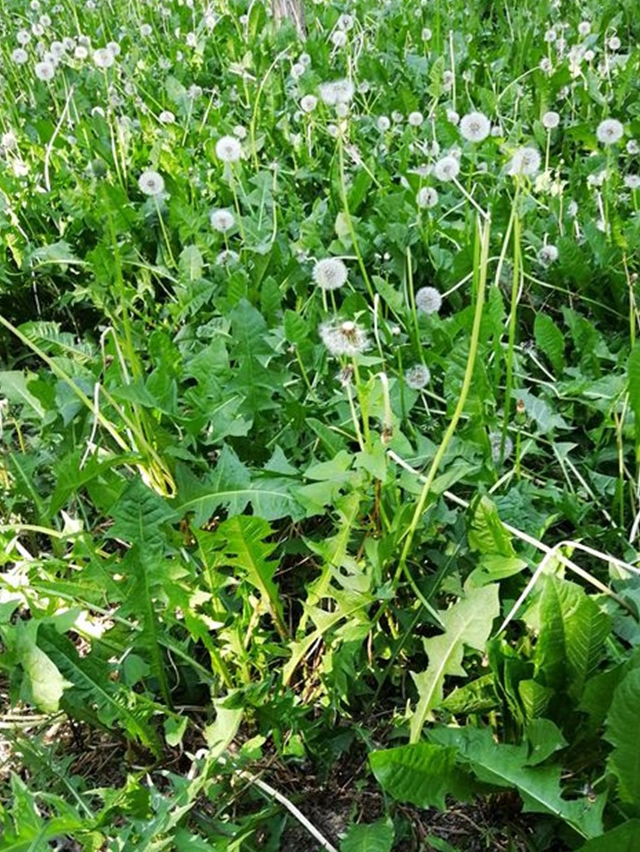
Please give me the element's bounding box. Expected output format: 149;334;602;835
215;134;242;162
459;111;490;142
377;115;391;132
489;431;513;464
93;47;114;68
319;78;354;106
408;111;424;127
319;319;369;357
624;175;640;190
209;208;235;232
331;30;347;48
140;23;152;37
312;257;348;291
12;48;29;64
507;146;541;177
608;35;621;51
434;155;460;181
138;169;165;196
416;187;439;209
542;110;560;129
596;118;623;145
537;244;559;265
159;110;175;124
34;60;55;80
578;20;591;37
405;364;431;389
415;286;443;315
300;94;318;113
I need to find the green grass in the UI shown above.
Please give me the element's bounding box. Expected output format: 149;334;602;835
1;0;640;849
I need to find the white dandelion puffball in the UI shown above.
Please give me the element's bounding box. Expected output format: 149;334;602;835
377;115;391;132
542;111;560;129
408;111;424;127
319;78;355;106
538;244;559;265
416;187;439;209
12;48;29;64
415;286;443;315
624;175;640;190
159;110;175;124
507;146;541;177
300;94;318;113
434;155;460;182
596;118;624;145
608;35;621;51
93;47;114;68
210;209;235;232
215;135;242;162
35;60;55;81
405;364;431;389
331;30;347;48
459;111;491;142
578;20;591;37
138;169;165;196
140;23;152;37
489;432;513;463
312;257;348;291
319;320;370;357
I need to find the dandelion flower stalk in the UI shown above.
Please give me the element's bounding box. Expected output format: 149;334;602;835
502;197;522;463
395;216;491;599
337;134;375;301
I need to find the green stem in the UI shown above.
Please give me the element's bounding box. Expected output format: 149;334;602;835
337;135;375;302
395;216;491;585
501;197;522;462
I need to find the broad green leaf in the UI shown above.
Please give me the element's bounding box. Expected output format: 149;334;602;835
179;245;203;280
39;627;161;755
534;313;565;374
109;478;178;548
16;621;72;713
0;371;46;418
176;446;300;523
628;341;640;441
577;820;640;851
468;496;515;557
533;576;611;698
216;515;287;637
370;742;469;810
340;818;394;852
430;728;604;839
605;668;640;811
410;584;500;742
284;309;309;345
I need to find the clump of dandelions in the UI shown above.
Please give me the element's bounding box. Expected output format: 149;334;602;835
489;431;513;464
596;118;624;145
459;111;491;142
415;286;443;315
318;78;355;106
210;208;235;232
138;169;165;196
319;320;369;357
507;147;541;177
215;135;243;162
405;364;431;389
312;257;348;291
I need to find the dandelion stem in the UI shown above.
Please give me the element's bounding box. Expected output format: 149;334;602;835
394;216;491;587
337;135;375;302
